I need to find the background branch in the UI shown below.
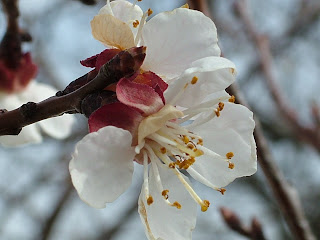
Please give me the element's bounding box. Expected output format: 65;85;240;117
188;0;317;239
234;0;320;151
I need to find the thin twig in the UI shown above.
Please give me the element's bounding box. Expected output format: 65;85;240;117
234;0;320;151
39;180;74;240
0;47;146;136
220;207;267;240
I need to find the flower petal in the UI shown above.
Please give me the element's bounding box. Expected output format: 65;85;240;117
88;102;143;145
99;0;143;38
187;103;257;188
116;77;164;115
142;8;221;80
139;163;197;240
69;126;135;208
91;14;135;50
80;48;121;70
164;57;236;108
21;81;75;139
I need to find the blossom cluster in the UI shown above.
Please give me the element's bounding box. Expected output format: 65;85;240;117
69;1;257;239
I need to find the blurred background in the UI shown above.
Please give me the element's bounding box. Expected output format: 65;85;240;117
0;0;319;239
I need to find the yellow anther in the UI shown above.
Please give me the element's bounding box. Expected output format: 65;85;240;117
228;162;235;169
187;143;195;149
197;138;203;146
226;152;234;159
229;95;235;103
182;135;189;144
172;201;181;209
218;188;226;195
218;102;224;111
160;147;167;154
215;109;220;117
133;20;139;28
147;196;154;205
180;3;189;8
169;163;176;168
193;149;204;157
230;68;235;74
147;8;153;16
191;76;198;84
162;190;169;199
201;200;210;212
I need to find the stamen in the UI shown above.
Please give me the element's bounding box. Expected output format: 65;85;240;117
201;200;210;212
219;188;226;195
187;167;221;190
154;150;210;212
148;133;177;146
229;95;236;103
226;152;234;159
135;139;145;154
133;20;139;28
147;196;154;205
134;8;153;45
144;145;176;206
162;190;169;200
171;201;181;209
160;147;167;154
143;151;152;205
191;76;198;84
147;8;153;16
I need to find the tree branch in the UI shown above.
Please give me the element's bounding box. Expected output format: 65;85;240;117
0;46;146;136
234;0;320;151
220;207;267;240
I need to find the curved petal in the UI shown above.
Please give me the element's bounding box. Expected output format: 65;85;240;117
142;8;221;80
116;78;164;115
21;81;75;139
187;103;257;188
89;102;143;145
138;163;197;240
91;14;135;50
0;93;42;146
99;0;143;38
69;126;135;208
164;57;236;108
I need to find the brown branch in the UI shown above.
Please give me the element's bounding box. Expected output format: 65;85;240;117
0;46;146;136
187;0;211;17
38;180;73;240
188;1;316;239
229;83;316;240
234;0;320;151
0;0;21;69
220;207;267;240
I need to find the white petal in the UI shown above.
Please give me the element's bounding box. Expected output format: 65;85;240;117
164;57;236;108
100;0;143;37
142;8;221;79
139;163;197;240
91;14;135;49
0;125;42;147
69;126;135;208
0;93;42;146
187;103;257;188
20;81;75;139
